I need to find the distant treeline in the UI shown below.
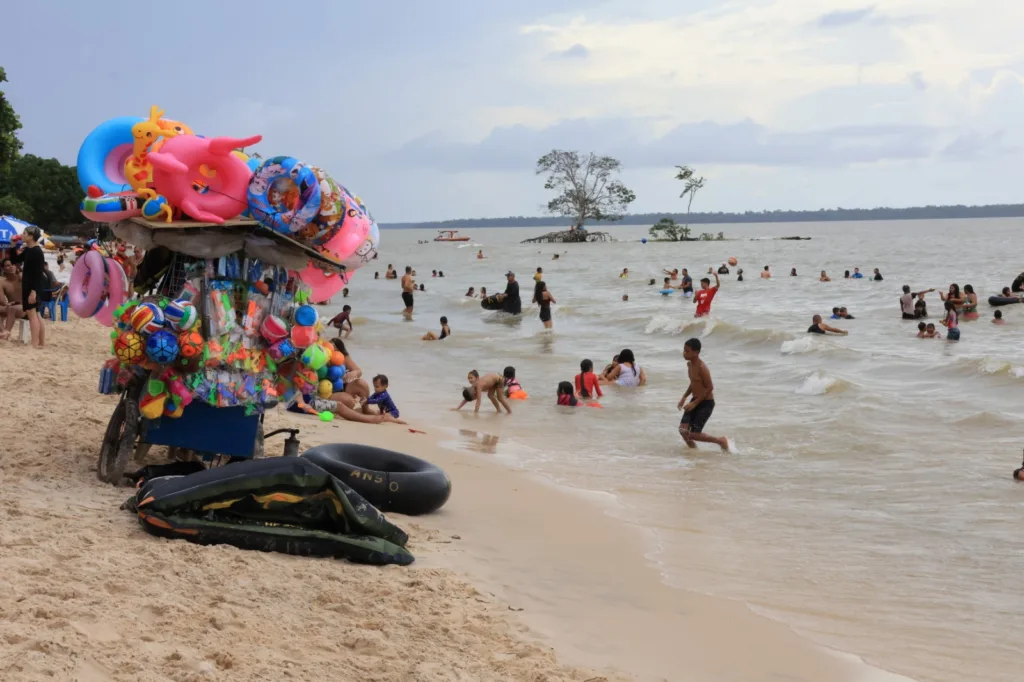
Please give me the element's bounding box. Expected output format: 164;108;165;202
382;204;1024;230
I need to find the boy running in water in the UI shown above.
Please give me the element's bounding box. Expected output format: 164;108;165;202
678;338;730;451
693;272;719;317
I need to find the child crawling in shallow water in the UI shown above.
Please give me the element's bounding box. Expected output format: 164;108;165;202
452;370;512;414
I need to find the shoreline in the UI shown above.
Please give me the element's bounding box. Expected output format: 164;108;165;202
1;319;913;681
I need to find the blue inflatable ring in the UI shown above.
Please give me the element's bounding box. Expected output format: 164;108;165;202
246;156;321;234
76;116;144;194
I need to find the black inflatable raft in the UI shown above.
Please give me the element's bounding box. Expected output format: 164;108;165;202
988;296;1022;306
302;443;451;515
480;294;505;311
125;457;413;565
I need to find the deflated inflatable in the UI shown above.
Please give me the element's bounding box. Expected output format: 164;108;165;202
125;456;413;565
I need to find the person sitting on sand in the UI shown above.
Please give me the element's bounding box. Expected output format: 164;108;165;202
556;381;581;407
993;310;1005;325
292;379;405;425
839;307;854;320
761;265;771;279
575;359;603;399
600;348;647;386
620;268;629;278
453;370;512;414
807;314;848;335
328;305;353;338
0;258;25;339
328;339;370;401
422;316;450;341
466;287;476;297
363;375;400;419
820;270;831;282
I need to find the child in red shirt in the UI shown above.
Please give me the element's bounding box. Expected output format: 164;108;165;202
574;359;603;399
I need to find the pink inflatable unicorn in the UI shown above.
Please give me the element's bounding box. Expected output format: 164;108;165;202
149;134;262;223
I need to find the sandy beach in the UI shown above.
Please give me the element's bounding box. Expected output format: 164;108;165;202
1;318;914;682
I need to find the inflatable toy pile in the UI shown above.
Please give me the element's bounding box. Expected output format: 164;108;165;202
76;105;380;299
99;255;352;420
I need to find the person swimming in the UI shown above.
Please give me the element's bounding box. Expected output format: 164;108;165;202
620;268;629;279
830;307;841;320
422;316;450;341
807;314;848;335
993;309;1005;325
503;366;527;399
820;270;831;282
575;359;603;399
466;287;476;297
556;381;580;407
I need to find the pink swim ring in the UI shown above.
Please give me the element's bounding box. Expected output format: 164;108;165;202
93;258;127;327
68;251;108;319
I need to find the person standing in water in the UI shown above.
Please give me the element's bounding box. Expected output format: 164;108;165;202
680;269;693;297
533;280;555;329
502;271;522;315
400;266;415;319
900;285;935;320
693;272;719;318
941;300;960;340
761;265;771;279
678;338;730;451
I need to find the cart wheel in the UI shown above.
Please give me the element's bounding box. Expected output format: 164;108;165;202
253;422;266;459
97;392;140;485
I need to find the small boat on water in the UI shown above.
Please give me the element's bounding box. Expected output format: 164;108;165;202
434;230;470;242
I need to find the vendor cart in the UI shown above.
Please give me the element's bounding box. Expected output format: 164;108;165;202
95;217;345;485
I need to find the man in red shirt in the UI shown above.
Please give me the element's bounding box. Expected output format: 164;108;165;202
693;271;719;317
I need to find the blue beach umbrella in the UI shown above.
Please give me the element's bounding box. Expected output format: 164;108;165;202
0;215;36;248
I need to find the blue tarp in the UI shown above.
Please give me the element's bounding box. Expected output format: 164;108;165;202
0;215;35;248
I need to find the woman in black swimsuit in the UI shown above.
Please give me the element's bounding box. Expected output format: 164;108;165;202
10;226;46;347
533;280;556;329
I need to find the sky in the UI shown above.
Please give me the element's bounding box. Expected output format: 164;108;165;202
3;0;1023;222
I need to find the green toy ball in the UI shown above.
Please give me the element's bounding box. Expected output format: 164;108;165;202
319;411;334;422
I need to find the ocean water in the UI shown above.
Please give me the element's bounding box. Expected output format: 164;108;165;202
328;218;1024;682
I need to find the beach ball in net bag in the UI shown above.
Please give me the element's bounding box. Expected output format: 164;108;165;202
114;332;145;364
132;302;165;334
146;329;179;364
178;330;205;359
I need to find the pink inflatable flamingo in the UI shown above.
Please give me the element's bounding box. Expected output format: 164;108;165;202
149;134;262;223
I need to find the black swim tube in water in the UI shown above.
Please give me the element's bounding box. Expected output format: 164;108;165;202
301;443;452;515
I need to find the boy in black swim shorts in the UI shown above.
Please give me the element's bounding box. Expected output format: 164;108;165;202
678;338;730;451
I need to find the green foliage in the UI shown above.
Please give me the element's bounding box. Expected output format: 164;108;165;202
0;194;33;221
536;150;636;227
0;66;84;228
648;217;691;241
0;67;23;183
716;231;725;240
674;165;706;229
5;155;84;226
698;232;715;241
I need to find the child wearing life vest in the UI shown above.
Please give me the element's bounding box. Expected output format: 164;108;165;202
503;366;528;400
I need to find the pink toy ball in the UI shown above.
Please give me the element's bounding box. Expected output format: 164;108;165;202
149;133;263;224
260;315;289;343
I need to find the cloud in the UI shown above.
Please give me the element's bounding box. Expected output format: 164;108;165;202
817;6;876;28
391;116;1008;174
547;43;590;60
908;72;928;91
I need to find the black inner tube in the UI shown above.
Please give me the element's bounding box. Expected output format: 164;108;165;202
301;443;451;515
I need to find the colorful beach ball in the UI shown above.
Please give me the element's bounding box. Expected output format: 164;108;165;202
178;330;204;359
114;332;145;364
131;302;165;334
145;329;179;364
165;299;198;331
317;379;334;399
